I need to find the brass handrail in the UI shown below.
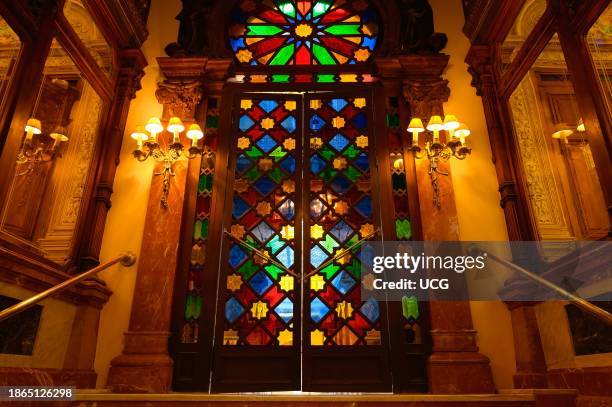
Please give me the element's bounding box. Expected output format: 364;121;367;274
0;252;137;323
486;251;612;326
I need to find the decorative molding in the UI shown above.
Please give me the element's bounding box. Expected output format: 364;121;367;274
403;79;450;118
155;81;203;121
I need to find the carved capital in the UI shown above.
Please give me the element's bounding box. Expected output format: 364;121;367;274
117;49;148;100
403;79;450;119
155;80;204;121
466;45;495;97
499;181;519;208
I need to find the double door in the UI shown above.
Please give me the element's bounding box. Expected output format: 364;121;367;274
212;90;391;392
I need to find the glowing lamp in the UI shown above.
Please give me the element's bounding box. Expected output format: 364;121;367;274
24;118;42;141
131;126;148;150
427;115;444;143
186;124;204;147
577;119;586;133
146;117;163;143
407;118;425;146
167;117;185;143
455;124;471;145
50;127;69;150
443;114;461;139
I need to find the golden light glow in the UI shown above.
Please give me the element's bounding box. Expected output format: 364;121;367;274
443;114;461;131
577;119;586;132
261;117;275;130
426;115;444;132
187;124;204;141
408;118;425;133
311;329;325;346
24;118;42;137
131;126;148;149
295;23;313;37
310;274;325;291
251;301;269;319
167;117;185;133
50;127;69;143
146;117;164;136
280;275;294;292
311;224;324;240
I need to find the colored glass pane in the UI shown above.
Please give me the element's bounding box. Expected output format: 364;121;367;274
229;0;379;66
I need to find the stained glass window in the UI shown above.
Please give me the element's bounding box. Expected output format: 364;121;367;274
223;97;299;346
307;96;381;346
229;0;379;66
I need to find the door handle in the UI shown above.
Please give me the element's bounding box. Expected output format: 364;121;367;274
224;230;300;278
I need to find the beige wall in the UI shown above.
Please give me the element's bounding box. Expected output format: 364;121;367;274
430;0;517;390
92;0;517;391
93;0;180;388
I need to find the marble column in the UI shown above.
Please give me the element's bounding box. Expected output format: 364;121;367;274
399;55;495;394
107;58;207;393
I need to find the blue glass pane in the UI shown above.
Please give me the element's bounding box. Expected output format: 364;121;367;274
329;98;348;112
352;112;367;129
362;36;376;50
251;222;275;243
310;155;326;174
232;196;250;219
331;270;356;295
310;114;325;132
267;235;285;255
355;196;373;218
248;271;273;295
253;176;276;196
310;198;326;219
230;37;245;52
278;199;295;220
225;297;245;323
329;134;349;152
358;244;376;269
239;115;255;131
280;156;296;174
256;134;277;153
330;175;352;194
311;297;330;323
259;100;279;113
310;245;328;268
354;153;370;172
360;298;380;323
275;297;293;323
277;246;294;269
281;116;297;133
229;244;247;268
329;220;354;243
236;154;252;173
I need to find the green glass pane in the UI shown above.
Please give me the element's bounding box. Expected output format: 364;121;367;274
184;295;203;320
245;167;261;181
200;219;209;239
345;259;362;279
346;234;359;248
237;259;259;280
206;115;219;129
386;113;400;128
319;263;340;280
324;24;361;36
277;0;296;17
272;74;291;83
344;166;361;182
316;74;336;83
247;25;283;36
342;145;360;159
396;219;412;240
402;295;419;321
265;264;284;280
270;43;295;65
270;146;287;161
312;43;336;65
199;174;213;193
320;235;339;253
267;235;285;255
268;167;285;184
193;221;202;240
319;146;335;161
245;146;264;159
392;173;406;190
312;0;332;17
319;167;338;182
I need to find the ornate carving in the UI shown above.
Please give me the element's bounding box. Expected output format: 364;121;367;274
403;79;450;119
396;0;447;54
508;75;573;240
155;80;203;120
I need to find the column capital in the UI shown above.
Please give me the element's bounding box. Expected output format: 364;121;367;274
465;45;495;97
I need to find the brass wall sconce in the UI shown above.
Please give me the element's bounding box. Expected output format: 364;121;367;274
552;120;587;145
408;114;472;208
131;116;204;208
16;118;69;175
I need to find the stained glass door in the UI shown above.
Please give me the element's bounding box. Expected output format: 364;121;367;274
212;92;390;392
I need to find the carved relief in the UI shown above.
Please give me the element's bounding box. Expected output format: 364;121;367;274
155;80;203;120
509;76;573;240
403;79;450;118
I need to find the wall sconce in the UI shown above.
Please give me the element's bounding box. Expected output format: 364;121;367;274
408;114;472;208
132;116;204;208
16;118;69;175
552;120;587;145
